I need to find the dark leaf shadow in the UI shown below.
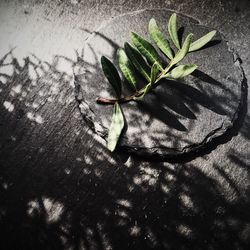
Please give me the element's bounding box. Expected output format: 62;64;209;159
151;83;197;119
166;79;227;116
137;95;187;131
178;26;185;47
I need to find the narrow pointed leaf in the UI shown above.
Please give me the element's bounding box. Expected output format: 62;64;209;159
131;32;163;69
107;102;124;152
149;18;173;60
168;13;180;49
166;64;198;79
124;42;151;82
117;48;137;90
189;30;217;52
171;33;193;66
101;56;121;97
150;62;160;84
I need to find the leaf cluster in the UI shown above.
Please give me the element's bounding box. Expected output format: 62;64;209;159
99;13;217;151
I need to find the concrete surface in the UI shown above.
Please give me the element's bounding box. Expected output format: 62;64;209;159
0;0;249;249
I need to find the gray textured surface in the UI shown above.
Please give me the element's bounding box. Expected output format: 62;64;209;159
77;9;245;159
0;0;250;249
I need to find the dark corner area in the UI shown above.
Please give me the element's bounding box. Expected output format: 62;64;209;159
0;0;250;250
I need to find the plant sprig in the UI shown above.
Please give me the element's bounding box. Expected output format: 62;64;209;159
97;13;217;151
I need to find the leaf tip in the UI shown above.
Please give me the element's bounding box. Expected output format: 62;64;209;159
149;18;156;25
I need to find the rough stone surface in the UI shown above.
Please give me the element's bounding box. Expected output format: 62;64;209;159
76;9;245;159
0;1;249;250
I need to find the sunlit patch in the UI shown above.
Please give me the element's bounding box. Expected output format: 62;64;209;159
133;166;159;187
0;76;7;84
70;0;78;5
127;184;135;192
176;224;193;238
28;64;38;80
66;96;74;104
11;136;16;141
47;97;53;102
98;89;111;99
38;90;45;96
0;64;14;76
26;112;44;124
2;182;8;190
117;209;129;218
3;101;14;112
85;227;94;236
32;102;39;108
75;130;80;136
164;172;176;182
133;176;142;185
11;84;22;94
43;197;64;223
83;168;91;175
116;199;132;208
55;57;73;76
96;223;113;250
117;218;127;226
35;67;44;78
27;200;40;216
27;197;64;224
94;169;103;177
161;183;170;194
0;88;2;93
124;156;132;168
50;83;59;95
84;155;93;164
64;168;71;175
145;227;158;246
163;162;175;170
179;193;194;209
21;91;27;97
129;225;141;236
76;157;82;162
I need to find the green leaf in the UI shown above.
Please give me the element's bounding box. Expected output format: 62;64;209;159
149;18;173;60
131;32;163;69
124;42;151;82
166;64;198;79
135;83;151;100
101;56;121;97
150;62;160;84
189;30;217;52
107;102;124;152
117;48;137;90
171;33;193;66
168;13;180;49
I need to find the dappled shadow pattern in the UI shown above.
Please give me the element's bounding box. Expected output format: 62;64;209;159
0;43;249;250
1;120;250;250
